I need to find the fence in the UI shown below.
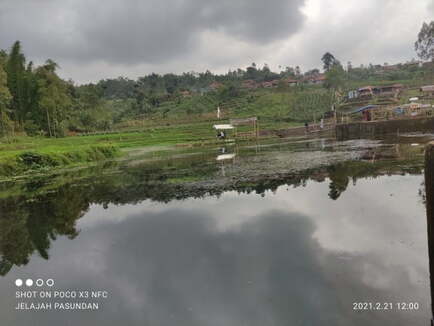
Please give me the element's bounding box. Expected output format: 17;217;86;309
344;104;434;124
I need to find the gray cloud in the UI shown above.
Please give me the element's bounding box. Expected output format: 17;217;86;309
276;0;433;70
0;207;428;325
0;0;432;83
0;0;306;65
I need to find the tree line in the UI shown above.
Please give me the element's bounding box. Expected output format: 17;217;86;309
0;21;432;138
0;41;116;138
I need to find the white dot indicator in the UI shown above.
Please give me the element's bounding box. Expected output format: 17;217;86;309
46;279;54;287
36;279;44;287
15;279;23;287
25;279;33;287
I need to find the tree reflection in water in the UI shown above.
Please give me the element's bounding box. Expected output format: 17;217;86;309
0;150;424;276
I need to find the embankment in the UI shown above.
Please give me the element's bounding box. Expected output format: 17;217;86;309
0;144;118;179
260;124;334;138
336;116;434;140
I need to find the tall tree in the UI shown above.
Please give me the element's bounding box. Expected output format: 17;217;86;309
321;52;337;72
0;58;13;139
415;21;434;62
35;60;72;137
6;41;26;124
295;66;301;77
22;62;39;128
324;63;345;91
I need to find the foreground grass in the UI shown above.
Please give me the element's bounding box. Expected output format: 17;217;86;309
0;122;214;154
0;117;304;179
0;144;119;178
0;121;228;178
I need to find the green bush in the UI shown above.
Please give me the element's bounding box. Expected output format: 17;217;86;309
0;145;119;179
23;120;41;136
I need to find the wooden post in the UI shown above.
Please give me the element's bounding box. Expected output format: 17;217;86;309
256;120;259;139
425;142;434;325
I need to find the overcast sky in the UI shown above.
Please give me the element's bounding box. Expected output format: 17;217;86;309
0;0;433;83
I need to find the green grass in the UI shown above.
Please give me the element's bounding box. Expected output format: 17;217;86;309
2;76;430;179
0;113;305;179
0;121;221;178
0;144;119;178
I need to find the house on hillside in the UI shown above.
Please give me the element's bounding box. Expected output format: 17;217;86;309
354;84;403;99
241;79;258;90
347;89;359;100
261;81;274;88
303;74;325;84
209;81;224;91
421;85;434;97
383;64;400;71
357;86;375;98
179;90;192;98
285;78;299;86
260;80;280;88
375;84;403;97
403;61;423;69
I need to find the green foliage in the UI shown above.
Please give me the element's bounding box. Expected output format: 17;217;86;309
0;110;13;139
0;144;118;177
324;64;346;91
5;41;26;124
415;21;434;61
0;38;432;143
23;120;40;136
0;61;13;140
34;60;72;137
321;52;338;72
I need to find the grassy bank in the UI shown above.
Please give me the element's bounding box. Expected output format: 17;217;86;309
0;144;119;178
0;121;227;178
0;116;303;179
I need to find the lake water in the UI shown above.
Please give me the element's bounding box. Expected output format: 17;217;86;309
0;135;431;325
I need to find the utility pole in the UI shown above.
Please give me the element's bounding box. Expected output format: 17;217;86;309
425;142;434;326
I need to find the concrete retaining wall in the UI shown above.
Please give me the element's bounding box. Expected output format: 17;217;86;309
336;117;434;140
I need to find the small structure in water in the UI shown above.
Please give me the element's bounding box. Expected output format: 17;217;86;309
213;117;259;140
230;117;259;139
213;124;234;140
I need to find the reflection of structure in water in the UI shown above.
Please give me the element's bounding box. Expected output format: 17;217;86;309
0;142;425;276
216;148;236;177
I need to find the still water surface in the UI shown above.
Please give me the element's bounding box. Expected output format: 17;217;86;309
0;136;430;325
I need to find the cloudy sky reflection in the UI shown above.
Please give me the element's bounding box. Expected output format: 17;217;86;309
0;174;429;325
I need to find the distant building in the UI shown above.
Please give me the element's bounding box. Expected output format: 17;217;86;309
285;78;299;86
347;89;359;100
348;84;403;100
353;84;402;99
375;84;403;96
421;85;434;97
241;79;258;89
383;64;400;71
261;81;274;88
303;74;325;84
260;80;280;88
357;86;375;98
179;90;192;97
209;81;224;91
